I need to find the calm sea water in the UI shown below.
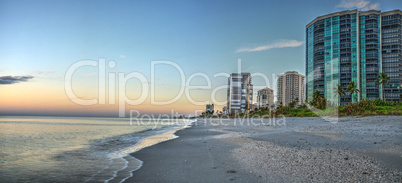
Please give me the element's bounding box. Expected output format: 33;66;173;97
0;116;193;182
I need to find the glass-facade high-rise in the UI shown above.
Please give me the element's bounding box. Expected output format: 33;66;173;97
382;10;402;101
306;9;401;105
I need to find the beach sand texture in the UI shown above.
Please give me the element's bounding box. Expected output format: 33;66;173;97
127;116;401;182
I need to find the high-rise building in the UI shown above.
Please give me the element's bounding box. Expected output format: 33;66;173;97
381;10;402;101
206;104;214;113
222;106;228;115
257;87;274;109
306;9;401;105
227;73;253;114
277;71;305;106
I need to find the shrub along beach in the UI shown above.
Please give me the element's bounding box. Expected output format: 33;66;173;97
247;98;402;118
217;94;401;119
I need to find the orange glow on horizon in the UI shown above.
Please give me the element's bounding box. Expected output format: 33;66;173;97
0;78;223;116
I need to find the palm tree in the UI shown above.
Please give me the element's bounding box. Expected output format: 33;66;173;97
347;81;360;102
334;84;346;103
310;90;320;106
310;90;326;109
376;71;390;100
313;90;321;101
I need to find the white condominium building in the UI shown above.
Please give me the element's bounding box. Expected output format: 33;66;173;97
227;73;253;114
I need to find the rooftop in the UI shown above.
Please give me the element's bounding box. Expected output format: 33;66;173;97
305;9;402;28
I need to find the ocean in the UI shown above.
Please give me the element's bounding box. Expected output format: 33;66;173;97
0;116;193;182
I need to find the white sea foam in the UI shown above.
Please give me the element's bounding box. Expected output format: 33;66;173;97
119;156;143;183
103;119;196;182
104;156;129;183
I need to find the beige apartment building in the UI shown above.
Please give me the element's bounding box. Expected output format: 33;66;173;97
257;87;274;109
277;71;305;106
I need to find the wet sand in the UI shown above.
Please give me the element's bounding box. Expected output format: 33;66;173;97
127;116;402;182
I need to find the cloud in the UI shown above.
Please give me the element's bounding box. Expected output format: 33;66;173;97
236;40;303;53
82;72;96;77
336;0;380;10
31;70;56;76
243;66;254;72
0;75;34;85
119;55;126;58
29;70;63;80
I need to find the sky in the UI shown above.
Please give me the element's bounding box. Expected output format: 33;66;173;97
0;0;401;117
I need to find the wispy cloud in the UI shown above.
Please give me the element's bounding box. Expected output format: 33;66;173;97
82;72;96;77
243;66;254;72
236;39;303;53
29;70;63;80
119;55;126;58
0;75;34;85
336;0;380;10
31;70;55;75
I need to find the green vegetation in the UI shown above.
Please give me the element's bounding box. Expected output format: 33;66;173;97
309;90;326;109
200;98;401;118
228;95;401;118
334;84;346;101
347;81;360;102
244;98;401;118
338;98;401;116
273;104;318;117
376;72;390;100
200;110;214;118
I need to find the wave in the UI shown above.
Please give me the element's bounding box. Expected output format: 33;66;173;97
101;119;196;183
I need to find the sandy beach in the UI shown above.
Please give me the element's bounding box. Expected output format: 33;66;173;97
127;116;402;182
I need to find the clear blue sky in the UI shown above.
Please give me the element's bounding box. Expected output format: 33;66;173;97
0;0;401;116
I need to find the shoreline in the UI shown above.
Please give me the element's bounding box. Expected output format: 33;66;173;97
127;116;402;182
102;119;196;182
127;119;261;182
